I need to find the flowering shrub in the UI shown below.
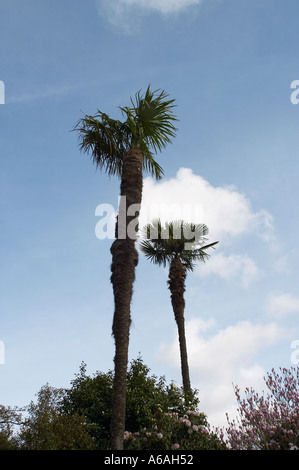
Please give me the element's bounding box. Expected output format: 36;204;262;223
225;367;299;450
124;409;226;450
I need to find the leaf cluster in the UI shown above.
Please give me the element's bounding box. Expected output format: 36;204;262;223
140;219;218;270
73;85;177;180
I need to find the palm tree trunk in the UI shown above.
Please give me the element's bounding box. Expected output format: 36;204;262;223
110;147;143;450
168;256;191;394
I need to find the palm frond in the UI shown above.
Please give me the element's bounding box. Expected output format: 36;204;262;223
120;85;178;174
138;140;165;180
181;241;219;270
73;86;177;180
139;238;171;268
140;219;218;271
132;85;178;153
73;111;130;177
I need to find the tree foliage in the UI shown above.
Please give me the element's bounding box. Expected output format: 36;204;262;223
0;357;199;450
73;85;177;180
124;409;226;450
1;363;297;450
18;385;96;450
140;219;218;271
63;356;199;449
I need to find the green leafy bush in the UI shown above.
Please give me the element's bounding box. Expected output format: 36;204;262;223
124;408;226;450
63;356;199;448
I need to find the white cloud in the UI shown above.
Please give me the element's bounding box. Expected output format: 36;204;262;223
196;252;261;288
95;0;203;33
140;167;274;243
158;317;284;428
266;293;299;318
139;168;275;285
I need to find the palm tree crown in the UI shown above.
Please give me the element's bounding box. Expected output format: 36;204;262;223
73;85;177;180
140;219;218;270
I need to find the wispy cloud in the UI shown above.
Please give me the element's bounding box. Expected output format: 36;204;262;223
8;81;96;104
95;0;203;34
118;0;203;14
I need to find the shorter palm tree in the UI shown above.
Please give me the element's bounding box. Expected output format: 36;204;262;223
140;219;218;396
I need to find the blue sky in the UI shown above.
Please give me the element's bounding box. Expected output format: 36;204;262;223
1;0;299;430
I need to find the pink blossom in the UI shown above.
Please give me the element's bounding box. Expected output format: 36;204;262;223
224;367;299;450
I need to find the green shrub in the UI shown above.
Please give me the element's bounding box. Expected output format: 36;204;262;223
124;408;227;450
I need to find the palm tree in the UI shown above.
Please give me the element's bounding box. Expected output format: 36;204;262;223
73;87;177;450
140;220;218;397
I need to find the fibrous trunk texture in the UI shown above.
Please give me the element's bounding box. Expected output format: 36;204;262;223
110;148;143;450
168;256;191;394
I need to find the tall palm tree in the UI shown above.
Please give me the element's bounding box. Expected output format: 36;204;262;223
140;220;218;397
73;87;177;450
